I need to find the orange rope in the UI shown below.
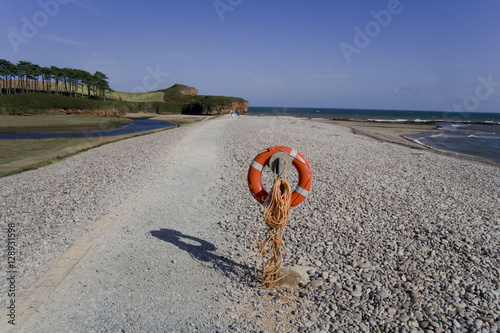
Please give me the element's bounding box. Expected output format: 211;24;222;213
256;175;292;288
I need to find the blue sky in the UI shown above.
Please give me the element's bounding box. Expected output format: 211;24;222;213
1;0;499;112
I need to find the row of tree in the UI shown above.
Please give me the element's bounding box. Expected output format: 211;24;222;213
0;59;111;100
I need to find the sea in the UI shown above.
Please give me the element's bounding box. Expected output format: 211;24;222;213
247;107;500;164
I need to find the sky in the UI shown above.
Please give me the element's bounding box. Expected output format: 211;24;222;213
1;0;499;112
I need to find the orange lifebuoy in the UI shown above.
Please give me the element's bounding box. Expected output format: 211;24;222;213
248;146;312;208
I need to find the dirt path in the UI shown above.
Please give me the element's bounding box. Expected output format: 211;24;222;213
13;118;242;332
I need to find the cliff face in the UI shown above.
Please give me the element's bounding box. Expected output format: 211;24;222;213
179;88;198;96
162;84;249;115
183;100;249;116
215;101;249;115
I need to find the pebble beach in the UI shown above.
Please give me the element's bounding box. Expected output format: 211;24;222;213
1;115;499;332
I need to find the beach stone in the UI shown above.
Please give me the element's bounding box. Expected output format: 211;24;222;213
479;316;493;324
387;308;397;316
419;321;429;329
473;318;483;329
377;289;390;299
359;262;372;268
398;315;410;322
311;280;324;288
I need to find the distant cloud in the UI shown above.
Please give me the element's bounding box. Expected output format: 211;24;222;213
455;64;472;70
394;86;447;102
40;34;90;46
85;53;118;67
307;73;351;79
79;53;123;78
393;85;421;95
67;0;108;17
326;74;351;79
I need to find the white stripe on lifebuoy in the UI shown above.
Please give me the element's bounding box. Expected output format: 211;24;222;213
250;160;264;172
295;186;309;197
289;149;298;159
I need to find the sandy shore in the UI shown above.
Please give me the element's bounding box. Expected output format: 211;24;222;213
1;115;499;332
317;120;436;149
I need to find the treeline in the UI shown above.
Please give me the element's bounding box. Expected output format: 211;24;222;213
0;93;173;115
0;59;110;100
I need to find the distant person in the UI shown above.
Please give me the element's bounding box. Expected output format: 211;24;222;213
230;110;235;118
237;110;240;118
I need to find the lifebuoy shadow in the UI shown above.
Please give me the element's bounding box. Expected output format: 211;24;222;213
150;228;251;279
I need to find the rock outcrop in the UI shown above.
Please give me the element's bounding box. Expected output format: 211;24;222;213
179;87;198;96
161;83;249;115
216;101;249;115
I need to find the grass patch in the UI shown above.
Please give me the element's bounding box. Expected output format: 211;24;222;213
107;91;165;102
0;137;97;165
0;114;132;129
0;93;108;114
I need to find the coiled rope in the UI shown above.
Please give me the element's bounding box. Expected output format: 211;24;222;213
255;164;292;288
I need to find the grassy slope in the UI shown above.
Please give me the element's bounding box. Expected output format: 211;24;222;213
107;91;165;102
0;114;132;128
0;137;96;165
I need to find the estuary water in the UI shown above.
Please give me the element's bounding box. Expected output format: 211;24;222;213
248;107;500;164
406;123;500;164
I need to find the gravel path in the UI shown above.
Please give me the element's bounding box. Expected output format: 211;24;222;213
1;115;499;332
